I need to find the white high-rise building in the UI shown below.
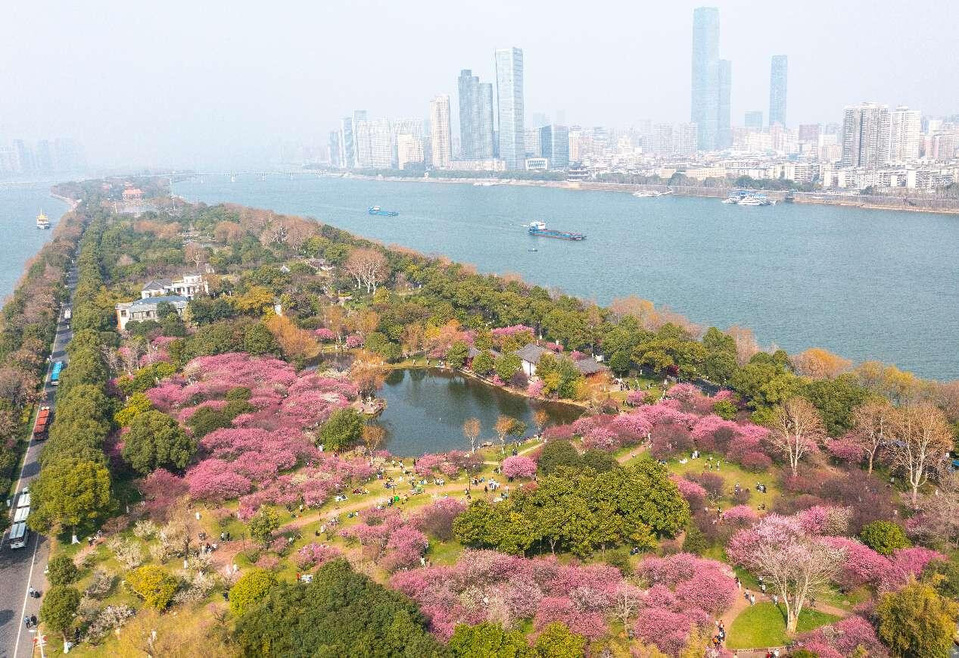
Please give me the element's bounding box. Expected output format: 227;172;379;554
396;134;424;170
841;102;890;169
495;47;525;169
429;95;452;169
889;106;921;162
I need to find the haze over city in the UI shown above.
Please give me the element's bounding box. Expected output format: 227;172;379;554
2;0;957;168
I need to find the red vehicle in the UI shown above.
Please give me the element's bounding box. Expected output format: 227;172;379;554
33;406;51;440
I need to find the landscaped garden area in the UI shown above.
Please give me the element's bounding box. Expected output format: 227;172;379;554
17;178;959;657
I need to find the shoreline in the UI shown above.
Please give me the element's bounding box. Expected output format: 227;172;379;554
336;172;959;216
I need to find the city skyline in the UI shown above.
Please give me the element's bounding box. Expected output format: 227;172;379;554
2;0;956;168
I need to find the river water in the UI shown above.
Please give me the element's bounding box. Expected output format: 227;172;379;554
177;174;959;380
0;182;69;301
375;368;582;457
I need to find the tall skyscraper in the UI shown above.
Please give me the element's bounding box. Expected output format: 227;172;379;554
769;55;788;127
841;102;891;168
458;70;479;159
476;83;495;159
338;117;355;169
430;95;452;169
328;130;343;168
457;71;495;160
495;47;525;169
539;125;570;169
889;106;921;162
717;59;732;149
691;7;720;151
745;111;764;131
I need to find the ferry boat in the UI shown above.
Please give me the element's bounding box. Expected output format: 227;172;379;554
36;211;50;229
368;206;399;217
738;196;764;207
527;221;586;241
722;197;738;205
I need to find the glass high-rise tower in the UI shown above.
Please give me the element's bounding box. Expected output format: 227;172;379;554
717;59;732;149
495;47;525;170
769;55;788;127
458;71;495;160
691;7;720;151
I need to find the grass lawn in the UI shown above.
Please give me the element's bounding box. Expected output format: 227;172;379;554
726;602;839;650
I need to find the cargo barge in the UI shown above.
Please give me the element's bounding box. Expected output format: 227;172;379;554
527;221;586;241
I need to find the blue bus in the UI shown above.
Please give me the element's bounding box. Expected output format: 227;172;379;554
50;360;64;386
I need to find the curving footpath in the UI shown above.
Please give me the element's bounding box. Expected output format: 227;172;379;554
0;266;76;658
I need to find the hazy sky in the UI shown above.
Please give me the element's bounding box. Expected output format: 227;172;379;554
3;0;956;168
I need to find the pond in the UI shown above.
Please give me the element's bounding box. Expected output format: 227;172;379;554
374;368;583;457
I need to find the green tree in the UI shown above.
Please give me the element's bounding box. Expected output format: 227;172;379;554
580;449;618;473
234;559;444;657
229;569;277;617
319;408;365;451
39;585;81;640
449;622;533;657
46;555;79;586
114;392;154;427
608;351;631;377
537;440;581;475
533;622;586;658
446;341;469;369
122;410;196;474
243;321;281;356
877;581;959;658
248;507;280;544
801;374;870;436
860;521;910;556
471;351;495;376
125;565;179;610
187;405;233;439
29;458;112;533
494;353;523;382
682;523;709;555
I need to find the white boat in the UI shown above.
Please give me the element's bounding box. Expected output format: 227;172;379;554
738;196;763;206
633;190;671;198
721;197;738;205
473;181;498;187
36;211;50;229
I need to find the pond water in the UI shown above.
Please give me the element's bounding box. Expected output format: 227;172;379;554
375;368;582;457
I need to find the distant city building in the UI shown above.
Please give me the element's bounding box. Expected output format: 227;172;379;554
448;159;506;172
430;95;452;169
540;125;570;169
525;157;548;171
745;111;764;131
328;131;342;168
717;59;732;149
354;118;392;169
889;106;921;162
524;128;542;159
691;7;721;151
495;47;525;169
396;134;424;169
769;55;788;127
841;102;891;168
676;123;699;155
798;124;822;143
456;71;494;159
339;116;356;169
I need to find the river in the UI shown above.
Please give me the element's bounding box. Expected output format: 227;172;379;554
0;182;69;301
177;174;959;380
375;368;582;457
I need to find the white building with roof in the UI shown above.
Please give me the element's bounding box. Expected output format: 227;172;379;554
116;295;189;331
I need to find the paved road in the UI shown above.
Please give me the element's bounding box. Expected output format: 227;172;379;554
0;267;76;658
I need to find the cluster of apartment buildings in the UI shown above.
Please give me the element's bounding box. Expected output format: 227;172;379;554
329;47;572;174
321;9;957;193
0;137;86;175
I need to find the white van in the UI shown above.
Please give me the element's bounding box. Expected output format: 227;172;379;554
8;522;29;549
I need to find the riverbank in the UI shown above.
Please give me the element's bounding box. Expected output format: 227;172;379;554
338;172;959;215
